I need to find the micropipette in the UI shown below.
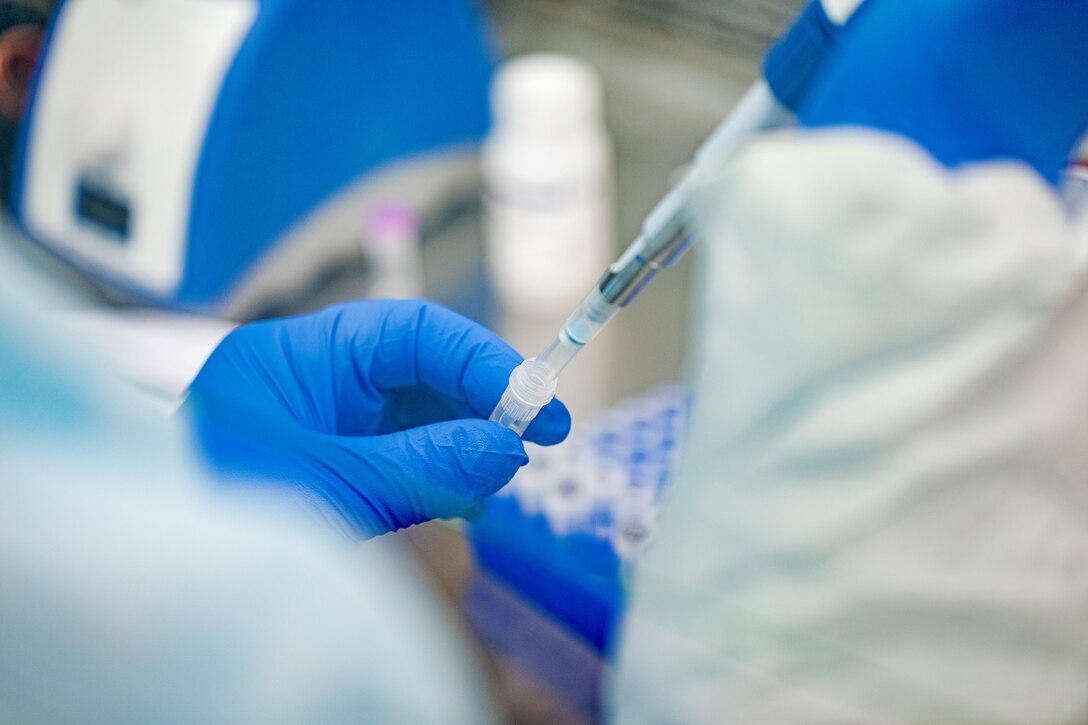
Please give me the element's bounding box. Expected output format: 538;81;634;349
490;0;866;434
488;83;790;433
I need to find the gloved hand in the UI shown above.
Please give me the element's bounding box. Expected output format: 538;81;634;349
185;299;570;538
800;0;1088;184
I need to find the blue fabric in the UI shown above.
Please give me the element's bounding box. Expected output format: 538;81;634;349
470;494;623;654
187;299;570;537
763;0;839;112
800;0;1088;184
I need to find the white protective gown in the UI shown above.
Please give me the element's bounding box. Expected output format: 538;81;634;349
613;129;1088;724
0;230;497;724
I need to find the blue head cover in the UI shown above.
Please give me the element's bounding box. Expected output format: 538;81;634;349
800;0;1088;184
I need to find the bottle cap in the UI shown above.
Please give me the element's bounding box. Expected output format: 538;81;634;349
491;53;604;138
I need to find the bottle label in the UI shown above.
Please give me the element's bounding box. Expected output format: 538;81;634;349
485;180;613;314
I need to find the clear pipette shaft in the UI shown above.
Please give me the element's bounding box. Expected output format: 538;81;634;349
489;83;792;435
507;84;787;379
491;0;871;434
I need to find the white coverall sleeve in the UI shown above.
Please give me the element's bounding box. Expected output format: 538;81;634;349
0;243;497;725
613;129;1088;724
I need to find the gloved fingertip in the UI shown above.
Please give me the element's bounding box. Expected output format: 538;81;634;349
479;420;530;463
523;397;572;446
460;499;488;522
436;419;529;494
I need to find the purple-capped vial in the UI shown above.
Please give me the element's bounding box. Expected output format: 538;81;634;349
362;201;423;299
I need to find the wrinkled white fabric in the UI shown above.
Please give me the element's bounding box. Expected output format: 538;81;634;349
613;130;1088;724
0;230;496;724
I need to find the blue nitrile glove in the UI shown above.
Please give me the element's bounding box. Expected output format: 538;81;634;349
800;0;1088;184
185;299;571;537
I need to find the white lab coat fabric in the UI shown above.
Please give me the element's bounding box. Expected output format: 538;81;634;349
0;235;496;724
612;130;1088;723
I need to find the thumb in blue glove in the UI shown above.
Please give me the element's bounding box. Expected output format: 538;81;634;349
184;299;571;538
800;0;1088;184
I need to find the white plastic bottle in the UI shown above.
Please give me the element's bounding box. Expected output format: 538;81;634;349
483;53;614;317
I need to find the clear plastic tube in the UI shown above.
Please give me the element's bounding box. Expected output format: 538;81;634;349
535;334;581;376
489;358;558;436
564;287;620;344
490;288;621;435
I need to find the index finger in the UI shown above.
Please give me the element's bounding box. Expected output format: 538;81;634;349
350;300;571;445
